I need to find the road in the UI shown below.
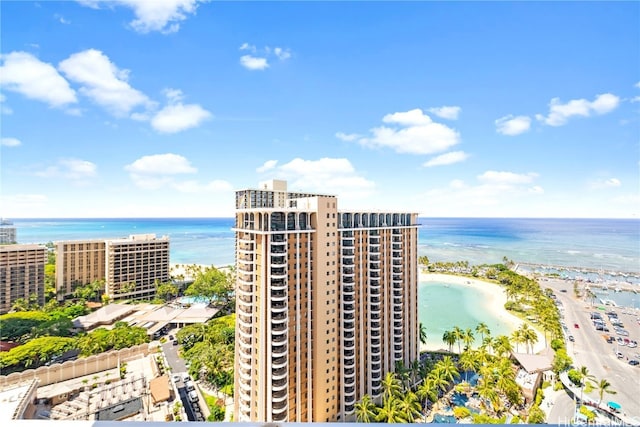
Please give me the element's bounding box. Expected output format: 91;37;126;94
543;278;640;419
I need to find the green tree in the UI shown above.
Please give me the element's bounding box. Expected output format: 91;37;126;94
453;326;464;353
397;391;422;422
185;266;234;307
442;330;456;353
595;378;616;407
527;405;545;423
463;327;475;351
419;322;428;345
156;282;179;302
354;394;377;422
475;322;490;343
434;356;459;384
375;395;402;423
381;372;402;402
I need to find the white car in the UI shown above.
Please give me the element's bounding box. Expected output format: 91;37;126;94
188;390;199;403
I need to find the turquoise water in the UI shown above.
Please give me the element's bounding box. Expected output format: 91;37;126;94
11;218;640;273
419;281;514;350
178;296;210;305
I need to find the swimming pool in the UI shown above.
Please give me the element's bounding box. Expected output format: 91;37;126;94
433;414;456;423
178;296;210;306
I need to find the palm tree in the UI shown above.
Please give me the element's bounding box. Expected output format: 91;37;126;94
476;322;491;343
477;376;499;414
419;322;428;346
463;327;475;351
442;330;456;353
578;366;596;404
453;326;464;353
354;394;378;422
397;391;422;422
511;329;523;353
458;351;477;383
595;378;616;407
381;372;402;402
518;323;538;354
435;355;460;384
417;378;438;412
376;395;402;423
493;335;513;358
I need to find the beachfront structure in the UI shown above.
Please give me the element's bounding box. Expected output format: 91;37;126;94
55;234;169;301
56;240;106;299
233;180;419;422
0;244;47;314
0;220;17;245
104;234;170;301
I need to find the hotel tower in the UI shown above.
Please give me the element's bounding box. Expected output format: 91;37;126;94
233;180;419;422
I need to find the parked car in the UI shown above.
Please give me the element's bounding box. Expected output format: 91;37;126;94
188;390;199;403
185;381;195;391
574;323;580;329
568;335;575;342
629;359;639;366
172;339;178;346
615;351;624;359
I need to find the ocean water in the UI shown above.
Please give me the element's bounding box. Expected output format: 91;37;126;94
419;281;515;350
12;217;639;273
11;217;639;348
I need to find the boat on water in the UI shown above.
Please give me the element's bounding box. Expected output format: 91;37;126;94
600;298;618;307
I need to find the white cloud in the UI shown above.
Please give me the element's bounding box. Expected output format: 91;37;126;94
535;93;620;126
416;170;544;215
163;88;184;103
256;160;278;173
240;55;269;71
239;44;291;70
495;115;531;136
478;170;538;185
335;132;361;142
590;177;621;189
59;49;151;116
77;0;208;34
272;157;375;199
55;14;71;24
125;153;197;175
151;103;212;133
273;47;291;61
422;151;468;167
350;108;460;155
239;43;256;52
635;81;640;89
35;158;97;180
0;51;77;107
631;96;640;103
1;137;21;147
428;106;461;120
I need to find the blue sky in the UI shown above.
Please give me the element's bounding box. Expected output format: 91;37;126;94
1;1;638;218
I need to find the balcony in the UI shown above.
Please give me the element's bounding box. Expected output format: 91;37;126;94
343;321;355;331
371;354;380;363
343;293;354;303
271;280;286;290
272;322;287;333
272;344;287;357
272;356;287;369
343;284;354;293
344;358;354;367
371;370;382;380
344;386;355;395
273;377;287;390
370;295;380;304
272;366;287;380
344;313;354;320
344;367;355;377
272;312;287;322
343;339;354;348
342;249;354;257
272;334;286;344
270;246;286;255
271;301;287;312
271;256;286;265
272;400;287;412
271;268;286;279
344;331;354;339
371;362;381;373
371;338;380;346
271;289;286;300
394;344;402;351
344;349;354;357
273;388;287;402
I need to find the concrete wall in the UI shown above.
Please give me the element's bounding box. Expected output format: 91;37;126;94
0;344;154;388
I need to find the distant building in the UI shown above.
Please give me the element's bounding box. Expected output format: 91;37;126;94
56;239;106;298
104;234;170;301
233;180;419;422
0;244;47;314
55;234;169;301
0;220;17;245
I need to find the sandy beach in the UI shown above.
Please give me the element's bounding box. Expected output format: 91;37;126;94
419;272;546;354
170;263;232;281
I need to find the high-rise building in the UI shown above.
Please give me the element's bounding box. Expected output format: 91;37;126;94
104;234;170;301
56;240;106;298
233;180;419;422
0;244;47;314
0;219;17;245
55;234;169;301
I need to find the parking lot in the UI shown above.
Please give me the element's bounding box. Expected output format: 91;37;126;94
545;278;640;418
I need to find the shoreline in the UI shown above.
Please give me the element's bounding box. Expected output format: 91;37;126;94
419;272;546;354
170;263;232;281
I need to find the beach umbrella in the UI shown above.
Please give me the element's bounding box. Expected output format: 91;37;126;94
607;401;621;410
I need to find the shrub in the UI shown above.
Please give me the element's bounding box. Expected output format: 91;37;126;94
579;406;595;422
541;381;550;389
453;406;471;419
567;369;582;386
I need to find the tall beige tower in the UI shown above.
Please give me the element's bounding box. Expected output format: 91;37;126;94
233;181;419;422
0;244;47;314
56;239;106;299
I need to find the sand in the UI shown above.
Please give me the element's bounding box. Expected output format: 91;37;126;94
419;272;546;354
